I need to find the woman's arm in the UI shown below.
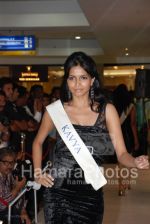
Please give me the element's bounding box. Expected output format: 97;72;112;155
32;111;55;187
106;103;149;169
20;207;31;224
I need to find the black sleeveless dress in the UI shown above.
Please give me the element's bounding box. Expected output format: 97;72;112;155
43;103;114;224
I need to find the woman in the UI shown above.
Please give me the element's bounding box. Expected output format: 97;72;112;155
113;84;140;195
113;84;139;152
32;52;149;224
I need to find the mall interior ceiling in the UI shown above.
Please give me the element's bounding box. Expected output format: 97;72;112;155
1;0;150;66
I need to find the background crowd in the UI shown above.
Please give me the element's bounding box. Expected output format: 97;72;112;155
0;76;149;223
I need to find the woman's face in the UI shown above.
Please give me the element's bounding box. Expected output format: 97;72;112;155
67;65;94;98
0;155;15;176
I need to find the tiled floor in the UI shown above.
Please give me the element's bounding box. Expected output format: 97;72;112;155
103;164;150;224
37;164;150;224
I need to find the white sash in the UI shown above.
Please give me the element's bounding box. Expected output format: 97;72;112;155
46;100;107;190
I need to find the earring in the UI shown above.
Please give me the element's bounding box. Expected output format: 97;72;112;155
90;86;94;100
68;90;72;100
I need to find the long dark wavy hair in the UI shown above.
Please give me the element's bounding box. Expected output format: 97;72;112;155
60;51;107;112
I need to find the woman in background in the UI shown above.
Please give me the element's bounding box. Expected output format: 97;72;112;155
113;84;140;195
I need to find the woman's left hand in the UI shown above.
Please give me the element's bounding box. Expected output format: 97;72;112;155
134;155;149;169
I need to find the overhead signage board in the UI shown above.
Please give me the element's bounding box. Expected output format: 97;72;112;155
0;35;35;50
0;35;36;55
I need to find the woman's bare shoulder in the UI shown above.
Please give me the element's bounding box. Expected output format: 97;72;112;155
106;102;116;110
105;103;119;121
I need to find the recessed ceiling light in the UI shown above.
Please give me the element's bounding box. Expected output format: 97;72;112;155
75;36;81;40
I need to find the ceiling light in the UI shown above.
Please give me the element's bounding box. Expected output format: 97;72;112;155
113;66;118;70
75;36;81;40
104;69;136;76
125;52;129;56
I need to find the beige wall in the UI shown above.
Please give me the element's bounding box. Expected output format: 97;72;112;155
103;76;136;90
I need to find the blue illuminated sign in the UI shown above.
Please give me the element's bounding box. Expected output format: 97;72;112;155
0;36;35;51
